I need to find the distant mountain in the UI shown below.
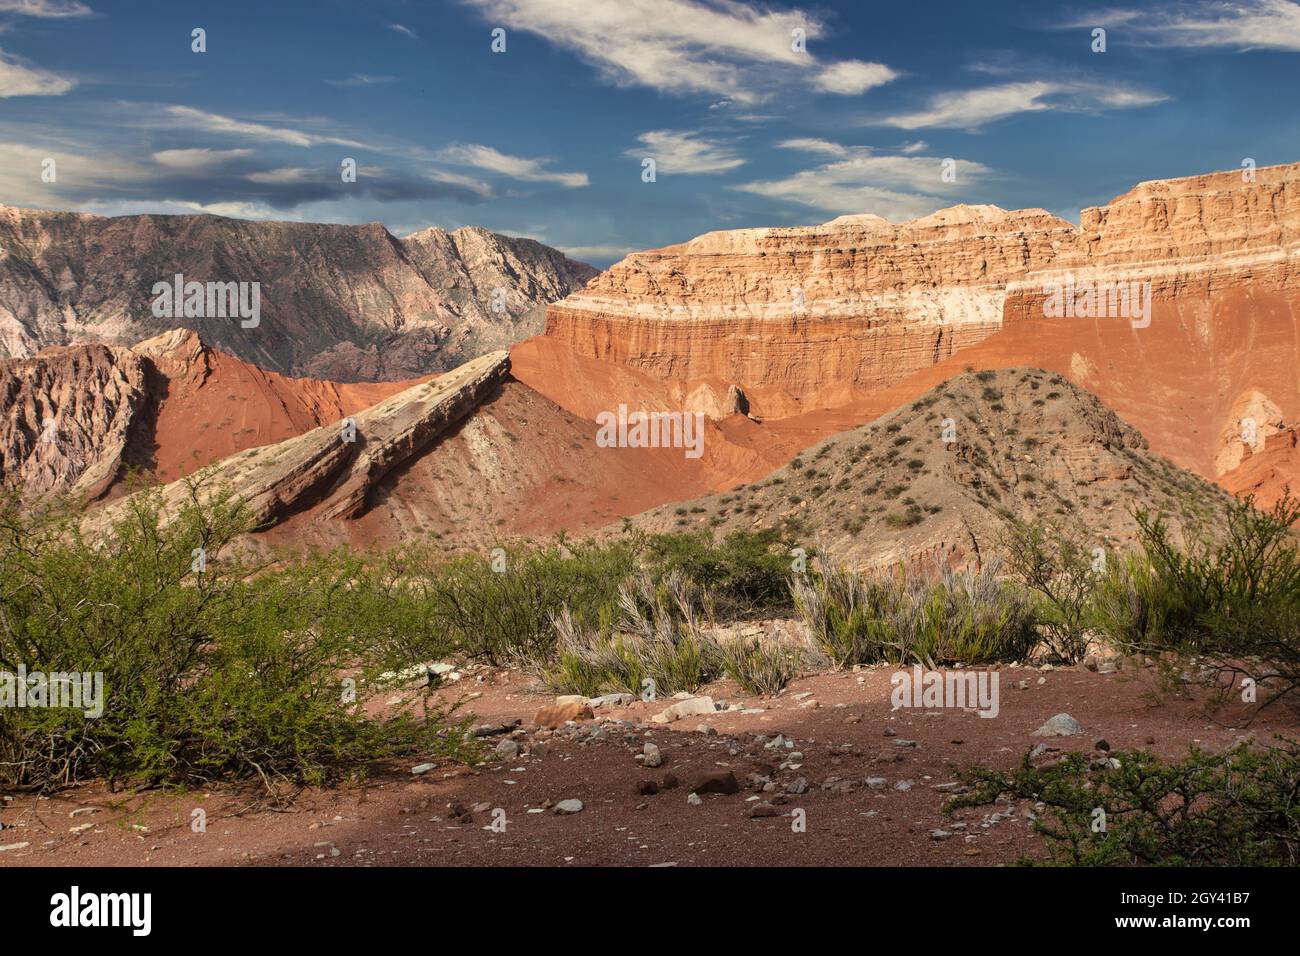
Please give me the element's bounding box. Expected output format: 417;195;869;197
0;205;597;381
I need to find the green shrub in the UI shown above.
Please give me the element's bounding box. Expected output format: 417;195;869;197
542;573;722;698
999;517;1099;664
792;560;1036;667
383;538;635;667
0;487;473;793
720;636;801;696
1092;493;1300;705
947;740;1300;866
642;528;801;617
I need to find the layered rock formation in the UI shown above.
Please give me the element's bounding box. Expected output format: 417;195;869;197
88;351;513;535
541;205;1079;417
0;330;410;501
0;205;596;381
521;161;1300;501
0;343;147;500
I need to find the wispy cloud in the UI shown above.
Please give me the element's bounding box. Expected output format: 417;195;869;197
461;0;896;102
426;167;494;198
388;22;419;40
1069;1;1300;52
880;80;1166;129
0;49;74;96
158;105;366;148
436;142;589;188
626;129;745;174
152;148;253;170
777;137;851;158
325;73;397;87
733;141;990;219
0;0;92;17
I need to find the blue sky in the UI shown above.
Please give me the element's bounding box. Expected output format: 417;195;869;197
1;0;1298;266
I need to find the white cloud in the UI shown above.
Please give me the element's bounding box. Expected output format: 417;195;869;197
1074;1;1300;52
0;0;92;17
814;59;897;95
152;148;252;169
732;143;990;219
777;137;851;158
159;106;365;148
436;143;588;188
325;73;397;87
0;50;74;97
388;22;419;40
246;166;311;184
881;80;1166;129
0;140;151;208
427;167;494;198
626;130;745;174
461;0;896;102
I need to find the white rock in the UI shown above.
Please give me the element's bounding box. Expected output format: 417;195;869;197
1032;713;1084;737
553;799;584;815
653;696;715;723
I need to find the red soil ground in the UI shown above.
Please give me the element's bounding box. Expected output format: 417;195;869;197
2;660;1291;868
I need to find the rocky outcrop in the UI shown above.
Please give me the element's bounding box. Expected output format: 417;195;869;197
0;205;596;381
0;330;413;501
86;351;512;535
0;344;148;500
542;205;1078;416
536;163;1300;420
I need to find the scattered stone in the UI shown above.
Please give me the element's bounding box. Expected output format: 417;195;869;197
689;770;740;795
687;793;703;806
0;842;28;852
553;799;584;815
785;777;809;795
1095;739;1111;752
534;701;594;729
589;693;634;709
410;763;436;775
865;777;888;789
1032;713;1084;737
893;780;914;792
930;829;953;841
471;802;492;813
473;719;521;737
748;803;781;818
494;739;522;759
635;780;659;796
893;738;917;747
651;696;716;724
642;743;663;768
661;773;680;790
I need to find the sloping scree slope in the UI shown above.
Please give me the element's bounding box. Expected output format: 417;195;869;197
629;368;1235;569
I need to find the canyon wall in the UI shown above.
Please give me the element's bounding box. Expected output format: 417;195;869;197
528;162;1300;490
539;163;1300;414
